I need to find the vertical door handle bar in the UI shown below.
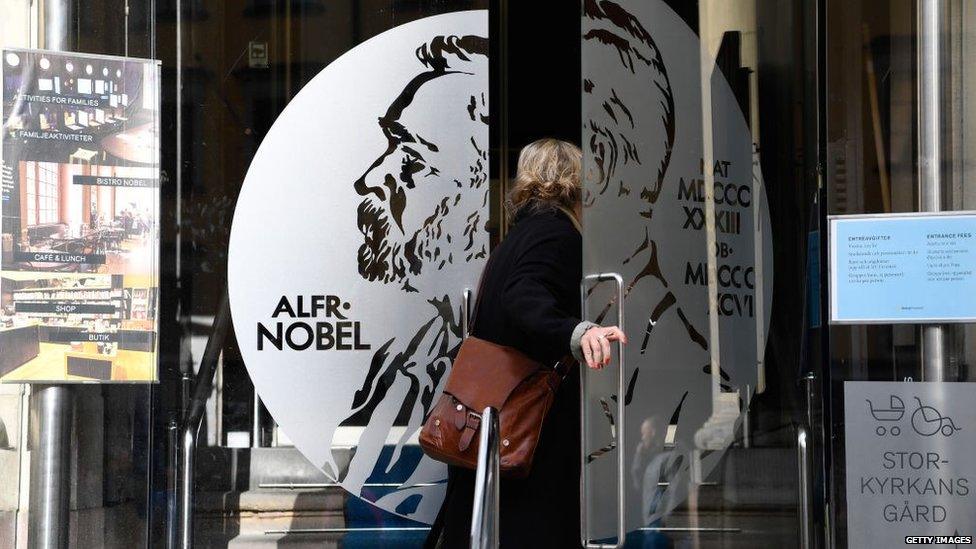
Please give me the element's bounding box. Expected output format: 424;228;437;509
579;272;626;549
462;287;473;338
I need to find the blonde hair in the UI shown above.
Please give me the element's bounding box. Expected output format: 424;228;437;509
508;138;582;222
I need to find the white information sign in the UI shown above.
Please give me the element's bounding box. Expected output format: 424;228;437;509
830;212;976;324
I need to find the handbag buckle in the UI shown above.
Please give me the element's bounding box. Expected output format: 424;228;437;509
458;411;482;452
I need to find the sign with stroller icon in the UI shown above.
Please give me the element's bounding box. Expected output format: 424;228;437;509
911;396;962;437
845;382;976;548
866;395;905;436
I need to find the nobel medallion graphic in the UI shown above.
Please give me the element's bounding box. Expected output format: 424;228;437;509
229;11;488;523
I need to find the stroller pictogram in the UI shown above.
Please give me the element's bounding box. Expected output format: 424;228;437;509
865;396;905;436
910;397;961;437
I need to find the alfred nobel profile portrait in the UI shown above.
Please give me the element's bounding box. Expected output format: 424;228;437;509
355;34;489;293
583;0;701;357
330;33;489;517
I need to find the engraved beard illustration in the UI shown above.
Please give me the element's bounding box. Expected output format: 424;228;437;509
330;34;489;509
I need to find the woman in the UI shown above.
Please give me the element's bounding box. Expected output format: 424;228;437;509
426;138;627;548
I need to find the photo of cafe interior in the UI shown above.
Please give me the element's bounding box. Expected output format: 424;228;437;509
1;161;157;274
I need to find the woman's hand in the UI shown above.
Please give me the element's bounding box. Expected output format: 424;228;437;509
580;326;627;369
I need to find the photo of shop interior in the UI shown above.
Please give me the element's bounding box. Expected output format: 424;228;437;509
0;272;156;382
2;50;157;165
5;161;156;274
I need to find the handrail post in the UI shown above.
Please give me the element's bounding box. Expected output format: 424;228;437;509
176;289;232;549
166;420;179;549
797;425;813;549
179;427;197;549
471;407;500;549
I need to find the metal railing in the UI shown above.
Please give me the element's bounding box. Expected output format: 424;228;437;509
176;289;232;549
796;425;813;549
470;407;500;549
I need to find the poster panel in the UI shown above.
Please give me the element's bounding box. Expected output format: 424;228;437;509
0;49;160;383
845;382;976;547
830;212;976;324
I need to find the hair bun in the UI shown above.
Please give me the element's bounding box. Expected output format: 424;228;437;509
508;139;582;214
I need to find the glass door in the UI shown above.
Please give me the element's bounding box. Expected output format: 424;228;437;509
826;1;976;546
580;0;822;546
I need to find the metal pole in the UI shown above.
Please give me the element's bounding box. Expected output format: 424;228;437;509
215;352;223;445
470;407;500;549
28;386;72;549
252;389;261;448
918;0;947;382
42;0;73;50
124;0;130;56
175;0;183;282
743;384;751;448
180;372;192;418
28;5;75;547
497;0;510;237
179;427;196;549
797;426;813;549
803;372;816;430
179;292;232;549
166;420;179;549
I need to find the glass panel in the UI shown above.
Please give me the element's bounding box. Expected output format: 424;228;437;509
165;2;489;547
827;1;976;545
0;0;158;546
582;0;819;546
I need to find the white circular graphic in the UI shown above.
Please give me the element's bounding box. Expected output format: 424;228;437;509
229;11;488;523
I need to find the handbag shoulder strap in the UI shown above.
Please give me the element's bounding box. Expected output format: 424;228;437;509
465;252;576;375
467;251;496;334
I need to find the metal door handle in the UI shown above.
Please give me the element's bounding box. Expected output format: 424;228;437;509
579;272;626;549
462;287;473;337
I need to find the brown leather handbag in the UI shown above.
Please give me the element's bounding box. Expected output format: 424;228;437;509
418;335;569;478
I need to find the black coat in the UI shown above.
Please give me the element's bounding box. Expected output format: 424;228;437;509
426;206;583;548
